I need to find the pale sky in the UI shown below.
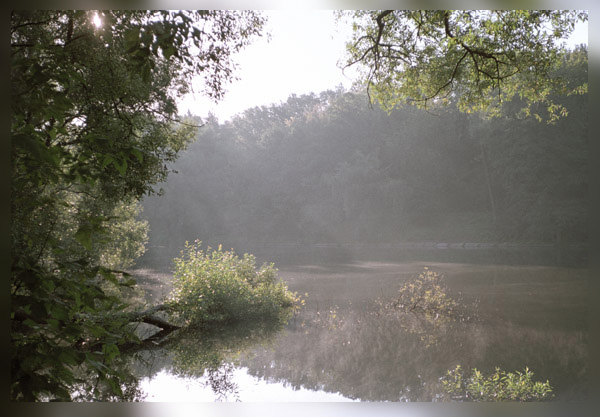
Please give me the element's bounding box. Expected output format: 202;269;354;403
177;10;356;122
177;10;589;123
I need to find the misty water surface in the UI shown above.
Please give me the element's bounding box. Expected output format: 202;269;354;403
128;246;587;402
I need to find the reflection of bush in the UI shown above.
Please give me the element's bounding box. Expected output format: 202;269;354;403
167;321;284;401
241;301;586;401
168;240;300;325
170;322;283;377
384;309;454;348
440;365;554;401
299;304;345;330
245;307;464;400
121;320;286;402
376;268;476;346
382;268;460;317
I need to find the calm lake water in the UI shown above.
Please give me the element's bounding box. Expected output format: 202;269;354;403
129;246;588;402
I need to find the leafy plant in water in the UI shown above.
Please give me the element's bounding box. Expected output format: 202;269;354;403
386;268;459;317
375;268;476;346
168;240;300;326
440;365;554;401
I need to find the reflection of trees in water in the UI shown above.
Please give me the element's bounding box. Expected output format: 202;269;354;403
90;288;586;402
69;354;149;402
205;362;240;402
240;303;587;401
469;324;588;400
70;308;286;401
126;321;284;401
241;306;460;401
382;309;458;348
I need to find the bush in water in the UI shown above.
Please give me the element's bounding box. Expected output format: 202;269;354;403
388;268;459;317
169;240;300;325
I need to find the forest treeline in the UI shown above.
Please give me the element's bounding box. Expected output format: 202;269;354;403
142;47;587;255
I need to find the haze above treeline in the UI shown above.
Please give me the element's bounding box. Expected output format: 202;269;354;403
142;46;588;257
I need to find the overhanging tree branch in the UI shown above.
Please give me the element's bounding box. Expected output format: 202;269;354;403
342;9;587;119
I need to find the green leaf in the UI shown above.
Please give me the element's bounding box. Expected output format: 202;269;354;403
130;147;144;162
102;154;115;168
99;267;119;286
115;159;128;175
163;46;177;60
102;343;120;362
58;350;81;366
48;304;69;321
124;26;141;53
141;61;152;83
23;318;39;329
120;277;136;288
47;318;60;329
107;376;124;396
74;226;93;251
108;155;127;175
86;358;109;373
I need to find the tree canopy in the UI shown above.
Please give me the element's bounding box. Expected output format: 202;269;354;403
341;10;588;122
11;10;264;401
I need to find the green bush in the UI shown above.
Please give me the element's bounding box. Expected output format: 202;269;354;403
168;240;300;325
387;268;459;316
441;365;554;401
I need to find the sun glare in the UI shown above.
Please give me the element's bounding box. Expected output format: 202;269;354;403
92;12;102;28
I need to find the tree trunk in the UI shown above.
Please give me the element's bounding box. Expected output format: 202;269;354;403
14;303;182;351
123;304;180;331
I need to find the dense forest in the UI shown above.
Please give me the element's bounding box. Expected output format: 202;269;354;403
142;47;588;257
